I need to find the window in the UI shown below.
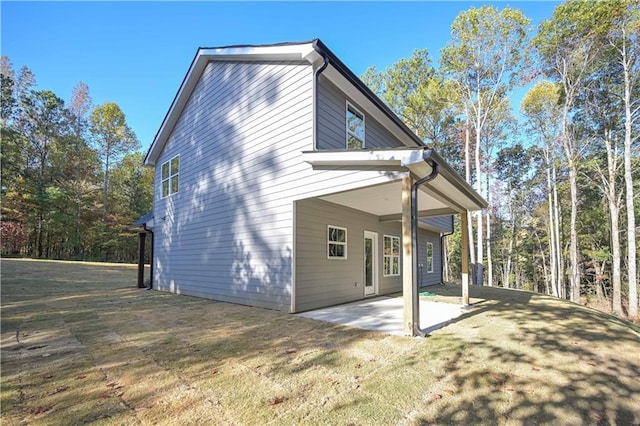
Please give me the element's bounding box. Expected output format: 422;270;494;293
383;235;400;276
161;155;180;197
426;242;434;273
346;103;364;149
328;226;347;259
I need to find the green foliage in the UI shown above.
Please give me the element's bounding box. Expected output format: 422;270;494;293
0;59;151;262
360;49;461;165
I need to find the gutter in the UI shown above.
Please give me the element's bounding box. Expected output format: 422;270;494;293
440;215;455;285
143;222;154;290
311;40;329;150
411;148;439;337
312;39;425;148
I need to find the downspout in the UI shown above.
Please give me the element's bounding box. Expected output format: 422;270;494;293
312;40;329;150
143;223;154;290
411;149;439;337
440;215;454;285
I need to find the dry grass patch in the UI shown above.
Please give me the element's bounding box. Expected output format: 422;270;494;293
2;259;639;425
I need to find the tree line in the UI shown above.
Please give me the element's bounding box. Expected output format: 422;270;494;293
1;57;152;263
362;0;638;320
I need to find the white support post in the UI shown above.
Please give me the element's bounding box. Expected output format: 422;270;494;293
461;210;470;307
402;175;416;336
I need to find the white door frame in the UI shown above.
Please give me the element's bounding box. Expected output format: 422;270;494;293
364;231;378;296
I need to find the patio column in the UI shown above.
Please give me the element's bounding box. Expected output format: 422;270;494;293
402;175;416;336
461;210;470;306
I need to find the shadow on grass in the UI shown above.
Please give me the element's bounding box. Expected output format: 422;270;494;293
411;284;640;425
2;260;639;425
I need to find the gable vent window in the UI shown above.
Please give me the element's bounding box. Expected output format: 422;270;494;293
161;155;180;197
328;225;347;259
346;103;365;149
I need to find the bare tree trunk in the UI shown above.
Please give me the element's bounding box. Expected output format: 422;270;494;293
561;94;581;304
545;149;559;297
464;107;477;284
621;29;638;320
535;231;550;295
486;172;493;287
603;130;623;316
475;84;484;286
552;164;564;298
475;127;484;286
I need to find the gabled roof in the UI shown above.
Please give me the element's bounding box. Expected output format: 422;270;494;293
144;39;425;166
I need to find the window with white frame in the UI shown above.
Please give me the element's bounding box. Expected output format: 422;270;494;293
346;103;365;149
383;235;400;276
426;242;434;273
161;155;180;198
328;225;347;259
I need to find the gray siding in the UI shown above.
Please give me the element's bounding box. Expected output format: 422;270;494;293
152;58;446;313
417;229;442;287
422;215;454;233
316;75;405;150
153;60;314;311
295;198;441;312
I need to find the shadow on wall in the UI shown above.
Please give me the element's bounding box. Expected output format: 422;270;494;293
157;60;310;310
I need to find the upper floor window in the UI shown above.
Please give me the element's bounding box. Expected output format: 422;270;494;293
328;225;347;259
346;103;365;149
161;155;180;197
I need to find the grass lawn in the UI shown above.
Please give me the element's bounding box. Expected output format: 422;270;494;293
2;259;639;425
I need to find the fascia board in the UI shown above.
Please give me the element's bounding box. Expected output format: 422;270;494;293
301;149;424;167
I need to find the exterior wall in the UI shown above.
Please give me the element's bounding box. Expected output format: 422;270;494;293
316;75;405;150
295;198;442;312
153;60;314;311
152;58;445;313
417;227;443;287
423;215;454;233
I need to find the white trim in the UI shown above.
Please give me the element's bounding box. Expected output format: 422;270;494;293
327;225;347;259
383;234;401;277
291;201;297;313
346;101;365;149
301;148;426;167
364;231;378;296
161;154;180;198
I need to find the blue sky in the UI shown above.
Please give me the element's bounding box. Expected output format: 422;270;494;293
2;1;560;152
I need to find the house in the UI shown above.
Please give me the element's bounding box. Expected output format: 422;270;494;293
143;39;486;336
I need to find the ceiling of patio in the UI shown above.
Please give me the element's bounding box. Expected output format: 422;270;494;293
319;179;454;218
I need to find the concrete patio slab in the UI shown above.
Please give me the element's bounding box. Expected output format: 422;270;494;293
297;296;466;336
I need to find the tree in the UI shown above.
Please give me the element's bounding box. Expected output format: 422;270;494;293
521;80;564;298
361;49;460;163
20;90;68;257
534;0;612;303
441;5;531;286
607;0;639;320
89;102;139;221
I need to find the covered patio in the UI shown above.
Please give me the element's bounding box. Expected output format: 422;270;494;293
302;147;487;337
298;295;467;336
